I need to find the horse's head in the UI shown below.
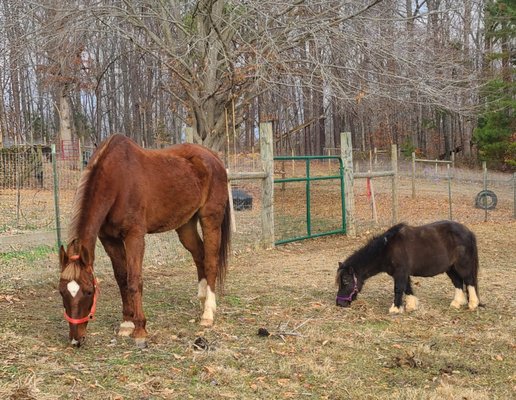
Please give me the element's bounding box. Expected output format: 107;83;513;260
335;262;361;307
58;244;98;347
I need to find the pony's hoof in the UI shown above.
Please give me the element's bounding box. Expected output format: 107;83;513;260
135;338;148;349
450;300;463;309
200;318;213;327
468;301;479;311
118;321;135;337
405;295;419;312
389;304;404;314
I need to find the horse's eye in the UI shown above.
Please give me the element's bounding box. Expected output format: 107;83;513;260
85;290;93;296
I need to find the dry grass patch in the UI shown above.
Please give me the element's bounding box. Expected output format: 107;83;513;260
1;221;514;399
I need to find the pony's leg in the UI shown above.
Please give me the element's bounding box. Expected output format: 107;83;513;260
463;275;480;311
100;236;134;336
447;269;467;309
198;216;222;327
124;232;147;346
404;277;419;312
176;217;206;311
389;275;407;314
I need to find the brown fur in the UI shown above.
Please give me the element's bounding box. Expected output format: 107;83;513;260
59;134;230;344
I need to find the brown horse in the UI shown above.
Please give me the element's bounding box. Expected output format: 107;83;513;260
58;134;230;347
336;221;480;313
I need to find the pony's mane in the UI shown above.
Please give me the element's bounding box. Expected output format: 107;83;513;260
60;263;81;281
343;223;407;271
67;135;119;241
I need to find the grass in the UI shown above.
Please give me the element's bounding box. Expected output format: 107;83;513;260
0;222;514;399
0;245;55;262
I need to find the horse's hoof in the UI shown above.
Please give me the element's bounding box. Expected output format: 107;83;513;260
405;295;419;312
389;304;404;314
135;338;148;349
118;321;135;337
468;302;479;311
200;318;214;327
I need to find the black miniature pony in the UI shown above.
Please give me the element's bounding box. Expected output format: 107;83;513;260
335;221;480;313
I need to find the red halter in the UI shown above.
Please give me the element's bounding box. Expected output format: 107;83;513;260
63;255;100;325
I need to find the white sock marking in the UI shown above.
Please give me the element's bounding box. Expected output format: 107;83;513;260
405;295;419;312
389;304;404;314
71;338;79;346
450;288;467;308
67;280;80;298
198;279;207;299
467;285;479;310
120;321;135;329
118;321;135;336
201;285;216;322
198;278;208;310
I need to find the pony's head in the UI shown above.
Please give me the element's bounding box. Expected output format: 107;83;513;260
335;262;362;307
58;242;98;347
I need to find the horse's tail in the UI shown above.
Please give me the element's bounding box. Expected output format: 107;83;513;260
217;199;231;293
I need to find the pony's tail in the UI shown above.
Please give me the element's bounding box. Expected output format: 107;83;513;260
470;232;483;306
217;199;231;293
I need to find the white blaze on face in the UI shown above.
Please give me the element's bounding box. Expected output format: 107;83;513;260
67;280;80;298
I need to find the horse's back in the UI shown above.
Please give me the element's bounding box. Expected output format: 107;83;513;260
88;135;228;234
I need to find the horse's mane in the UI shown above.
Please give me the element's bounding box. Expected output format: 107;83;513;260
67;135;121;242
60;263;82;281
342;223;407;272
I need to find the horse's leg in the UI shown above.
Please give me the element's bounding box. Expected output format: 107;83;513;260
447;269;467;309
99;236;135;336
198;215;222;327
124;232;147;347
389;275;407;314
404;277;419;312
176;217;206;311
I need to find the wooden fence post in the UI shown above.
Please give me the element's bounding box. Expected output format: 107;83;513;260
411;151;416;199
341;132;356;237
447;164;452;220
260;122;274;248
185;127;194;144
391;144;398;224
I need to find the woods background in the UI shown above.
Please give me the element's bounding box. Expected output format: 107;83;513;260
0;0;514;168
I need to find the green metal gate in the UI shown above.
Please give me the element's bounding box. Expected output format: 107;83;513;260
274;155;346;245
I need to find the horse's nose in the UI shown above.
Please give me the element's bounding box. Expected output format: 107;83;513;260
336;299;351;308
71;336;85;347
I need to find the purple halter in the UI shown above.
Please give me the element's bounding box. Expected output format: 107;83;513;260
336;273;358;303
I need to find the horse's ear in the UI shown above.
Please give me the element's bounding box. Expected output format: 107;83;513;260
59;245;68;271
338;261;344;269
80;245;92;267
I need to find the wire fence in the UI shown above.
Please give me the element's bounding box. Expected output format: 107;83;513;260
0;143;514;253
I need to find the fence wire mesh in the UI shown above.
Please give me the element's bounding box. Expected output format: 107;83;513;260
0;143;514;253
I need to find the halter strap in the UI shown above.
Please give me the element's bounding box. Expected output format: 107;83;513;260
63;255;99;325
336;273;358;303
